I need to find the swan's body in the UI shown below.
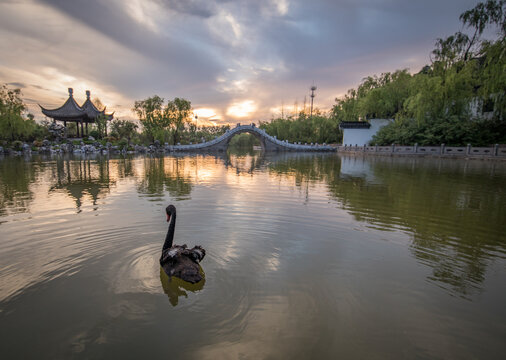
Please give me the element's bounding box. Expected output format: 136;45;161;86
160;205;205;283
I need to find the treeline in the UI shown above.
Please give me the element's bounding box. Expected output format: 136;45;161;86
228;133;260;147
259;112;342;144
332;0;505;146
0;86;229;148
133;94;342;146
132;95;229;145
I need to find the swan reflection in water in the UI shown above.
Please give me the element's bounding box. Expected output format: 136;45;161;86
159;267;205;306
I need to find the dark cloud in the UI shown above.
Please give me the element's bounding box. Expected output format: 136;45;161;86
38;0;224;89
1;0;486;122
156;0;216;18
31;84;48;90
252;0;478;69
7;82;26;88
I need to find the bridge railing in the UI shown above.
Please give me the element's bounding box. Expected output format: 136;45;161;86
168;125;336;151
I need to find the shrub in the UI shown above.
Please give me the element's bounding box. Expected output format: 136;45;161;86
89;129;100;139
118;138;128;149
12;140;23;151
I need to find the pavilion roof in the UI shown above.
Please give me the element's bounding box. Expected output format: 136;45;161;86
81;91;114;120
39;88;114;121
39;88;86;119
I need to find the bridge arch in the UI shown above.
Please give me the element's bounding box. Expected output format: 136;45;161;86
167;124;336;152
220;127;267;151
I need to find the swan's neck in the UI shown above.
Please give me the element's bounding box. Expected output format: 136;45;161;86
162;212;176;251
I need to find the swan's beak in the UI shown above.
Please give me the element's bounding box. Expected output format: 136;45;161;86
166;214;171;222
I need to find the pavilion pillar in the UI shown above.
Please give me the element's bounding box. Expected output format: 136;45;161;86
76;120;80;137
86;122;88;135
105;122;108;137
64;120;67;128
81;120;84;138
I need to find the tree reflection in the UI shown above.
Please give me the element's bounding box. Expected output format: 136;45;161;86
116;155;135;178
326;156;506;297
137;156;193;200
49;155;115;211
159;267;205;307
266;153;341;203
0;156;40;216
266;153;341;185
223;151;265;174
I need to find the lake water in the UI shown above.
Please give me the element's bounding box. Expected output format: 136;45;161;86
0;152;505;359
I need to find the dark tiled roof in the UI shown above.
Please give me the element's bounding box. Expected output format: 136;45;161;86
39;88;114;121
39;95;85;119
339;121;371;129
82;98;105;118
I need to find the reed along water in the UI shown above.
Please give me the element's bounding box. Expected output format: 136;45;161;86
0;152;505;359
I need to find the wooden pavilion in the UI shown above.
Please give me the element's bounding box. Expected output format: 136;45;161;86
39;88;114;137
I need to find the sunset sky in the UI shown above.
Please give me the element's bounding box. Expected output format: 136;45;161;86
0;0;480;125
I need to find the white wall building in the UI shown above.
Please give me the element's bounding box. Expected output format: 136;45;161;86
340;119;393;146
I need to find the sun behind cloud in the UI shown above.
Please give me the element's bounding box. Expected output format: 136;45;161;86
226;100;257;118
193;108;222;125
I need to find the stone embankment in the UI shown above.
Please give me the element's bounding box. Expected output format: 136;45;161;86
0;124;336;156
337;143;506;160
0;140;168;156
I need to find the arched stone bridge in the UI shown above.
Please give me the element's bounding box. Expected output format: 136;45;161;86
167;124;336;152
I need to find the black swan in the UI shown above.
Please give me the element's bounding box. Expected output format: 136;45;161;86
160;205;206;284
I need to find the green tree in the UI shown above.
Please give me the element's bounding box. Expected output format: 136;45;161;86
335;1;505;146
459;0;505;60
86;98;109;139
332;89;360;122
164;97;192;145
0;85;33;141
259;111;342;144
110;119;138;145
477;39;506;116
358;70;413;119
133;95;166;142
94;114;108;139
133;96;192;144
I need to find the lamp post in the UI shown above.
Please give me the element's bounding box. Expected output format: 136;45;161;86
310;85;317;120
195;115;198;130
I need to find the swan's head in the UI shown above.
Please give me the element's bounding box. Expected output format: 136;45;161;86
166;204;176;222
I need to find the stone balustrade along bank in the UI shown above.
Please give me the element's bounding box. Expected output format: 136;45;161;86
337;143;506;159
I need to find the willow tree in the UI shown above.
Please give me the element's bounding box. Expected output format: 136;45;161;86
259;111;342;144
334;0;505;146
0;85;35;141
